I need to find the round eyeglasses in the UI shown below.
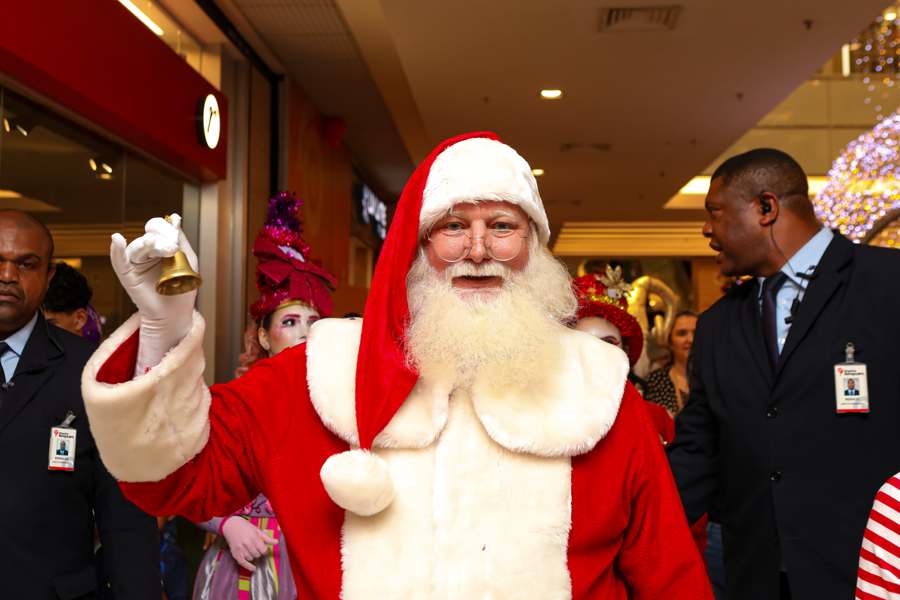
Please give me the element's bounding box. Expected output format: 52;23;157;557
426;222;529;263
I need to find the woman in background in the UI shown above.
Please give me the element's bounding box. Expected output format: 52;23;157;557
646;311;698;416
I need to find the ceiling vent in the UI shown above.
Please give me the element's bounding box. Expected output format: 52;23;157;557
598;5;682;32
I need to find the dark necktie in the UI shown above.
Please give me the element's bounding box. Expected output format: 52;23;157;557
0;341;9;410
761;273;788;369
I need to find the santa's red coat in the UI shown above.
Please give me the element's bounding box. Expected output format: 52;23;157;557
87;316;712;599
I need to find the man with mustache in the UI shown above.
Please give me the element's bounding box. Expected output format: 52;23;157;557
667;148;900;600
0;210;159;599
82;133;711;598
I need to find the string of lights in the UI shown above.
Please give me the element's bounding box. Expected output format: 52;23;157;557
848;4;900;122
815;108;900;243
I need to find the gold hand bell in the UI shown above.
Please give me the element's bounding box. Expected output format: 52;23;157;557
156;215;202;295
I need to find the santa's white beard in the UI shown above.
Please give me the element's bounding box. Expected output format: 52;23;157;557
405;244;577;392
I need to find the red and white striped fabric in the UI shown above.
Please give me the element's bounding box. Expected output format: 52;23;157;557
857;474;900;599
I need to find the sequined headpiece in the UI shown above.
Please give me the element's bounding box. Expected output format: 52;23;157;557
249;191;336;322
572;266;643;366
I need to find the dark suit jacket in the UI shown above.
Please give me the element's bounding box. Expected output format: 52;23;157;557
668;234;900;600
0;314;160;600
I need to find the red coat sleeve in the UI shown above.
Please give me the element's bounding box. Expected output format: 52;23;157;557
615;387;714;599
641;399;709;556
642;400;676;444
99;333;309;521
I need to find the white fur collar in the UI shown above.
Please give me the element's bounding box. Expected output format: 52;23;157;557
306;317;627;457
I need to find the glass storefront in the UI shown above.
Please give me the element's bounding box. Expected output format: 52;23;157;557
0;87;192;333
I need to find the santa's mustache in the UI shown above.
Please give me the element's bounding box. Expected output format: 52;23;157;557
440;260;512;281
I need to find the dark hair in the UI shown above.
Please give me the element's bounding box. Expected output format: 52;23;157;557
43;262;92;312
711;148;813;217
668;310;698;345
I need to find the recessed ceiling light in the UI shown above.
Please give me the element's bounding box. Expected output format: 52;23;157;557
540;89;563;100
532;168;545;176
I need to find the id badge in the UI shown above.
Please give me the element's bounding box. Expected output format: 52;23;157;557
834;343;869;414
48;412;76;471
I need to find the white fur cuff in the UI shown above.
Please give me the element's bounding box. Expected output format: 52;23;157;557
320;449;395;516
81;311;211;482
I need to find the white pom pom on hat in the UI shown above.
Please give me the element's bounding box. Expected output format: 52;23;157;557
320;449;395;517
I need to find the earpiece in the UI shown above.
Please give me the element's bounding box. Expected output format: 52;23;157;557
760;198;772;215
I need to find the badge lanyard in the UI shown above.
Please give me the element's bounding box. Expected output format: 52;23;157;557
48;411;77;471
833;343;869;414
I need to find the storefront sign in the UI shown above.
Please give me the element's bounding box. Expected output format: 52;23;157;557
198;94;221;150
357;184;387;240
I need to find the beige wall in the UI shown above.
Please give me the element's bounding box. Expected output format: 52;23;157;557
244;68;273;322
692;257;724;313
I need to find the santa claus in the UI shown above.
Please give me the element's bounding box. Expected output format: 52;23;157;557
82;132;712;598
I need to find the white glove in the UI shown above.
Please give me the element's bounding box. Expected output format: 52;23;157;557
221;516;277;572
109;214;198;375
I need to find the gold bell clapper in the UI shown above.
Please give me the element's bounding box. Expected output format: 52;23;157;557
156;216;202;296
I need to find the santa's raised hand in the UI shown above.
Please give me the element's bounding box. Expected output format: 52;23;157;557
109;214;198;374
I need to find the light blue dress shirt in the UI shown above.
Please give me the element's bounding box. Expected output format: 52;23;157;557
0;312;38;381
757;227;834;353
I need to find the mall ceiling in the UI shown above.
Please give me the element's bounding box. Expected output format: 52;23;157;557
228;0;888;234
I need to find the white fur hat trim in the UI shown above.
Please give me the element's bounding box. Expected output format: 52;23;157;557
320;449;395;517
420;138;550;243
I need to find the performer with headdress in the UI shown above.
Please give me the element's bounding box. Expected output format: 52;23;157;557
573;265;709;556
193;192;335;600
572;267;647;394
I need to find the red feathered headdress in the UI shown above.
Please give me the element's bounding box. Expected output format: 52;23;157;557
249;192;336;321
573;267;643;366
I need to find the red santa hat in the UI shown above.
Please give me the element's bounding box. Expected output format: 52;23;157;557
572;268;643;366
320;132;548;516
250;191;336;322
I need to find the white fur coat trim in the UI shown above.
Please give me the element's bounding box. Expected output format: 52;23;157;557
340;392;573;599
81;311;210;482
306;318;628;457
419;138;551;243
306;318;451;450
472;327;629;457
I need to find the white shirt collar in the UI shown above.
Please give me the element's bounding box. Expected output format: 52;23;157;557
757;227;834;290
2;312;39;357
780;227;833;285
